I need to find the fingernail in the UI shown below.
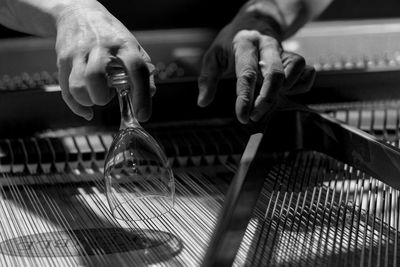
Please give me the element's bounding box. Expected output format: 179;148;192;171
197;85;207;106
84;113;93;121
239;116;249;124
197;96;205;107
237;106;250;124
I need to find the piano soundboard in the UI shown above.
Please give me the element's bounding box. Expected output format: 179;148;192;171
1;19;400;266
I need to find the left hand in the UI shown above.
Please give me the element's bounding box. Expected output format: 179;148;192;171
197;10;315;124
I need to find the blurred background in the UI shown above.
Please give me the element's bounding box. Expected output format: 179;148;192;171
1;0;400;37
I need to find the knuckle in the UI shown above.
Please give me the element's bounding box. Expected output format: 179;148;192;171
234;30;260;42
237;72;257;91
240;69;257;83
146;62;156;74
204;44;228;70
198;75;209;85
260;35;280;48
237;91;251;105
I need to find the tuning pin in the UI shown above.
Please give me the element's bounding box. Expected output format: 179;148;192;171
366;58;376;69
333;61;343;70
355;58;366;69
322;62;332;71
344;61;354;70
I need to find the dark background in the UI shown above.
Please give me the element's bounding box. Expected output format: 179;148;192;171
0;0;399;37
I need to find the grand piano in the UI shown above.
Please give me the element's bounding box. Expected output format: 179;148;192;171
0;2;400;266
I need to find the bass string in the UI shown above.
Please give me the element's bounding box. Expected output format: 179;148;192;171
21;172;97;266
4;173;65;267
38;163;111;265
71;134;168;265
89;182;169;266
0;172;72;267
21;174;79;267
0;173;35;267
94;174;179;266
73;183;146;266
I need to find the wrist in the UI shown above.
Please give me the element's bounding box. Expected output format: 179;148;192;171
231;2;284;41
2;0;103;37
54;1;106;27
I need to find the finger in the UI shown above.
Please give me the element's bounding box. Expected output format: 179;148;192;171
62;91;94;120
118;46;151;122
149;74;156;97
197;45;225;107
85;46;115;106
139;47;157;97
281;51;306;90
69;56;93;107
147;63;157;97
250;36;284;122
58;56;93;120
233;36;258;124
285;65;316;95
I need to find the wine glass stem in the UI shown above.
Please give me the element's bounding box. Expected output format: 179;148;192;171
117;89;140;129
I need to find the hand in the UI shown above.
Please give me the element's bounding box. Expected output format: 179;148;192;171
198;10;315;124
55;3;155;121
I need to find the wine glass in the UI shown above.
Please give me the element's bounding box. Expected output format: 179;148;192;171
104;62;175;221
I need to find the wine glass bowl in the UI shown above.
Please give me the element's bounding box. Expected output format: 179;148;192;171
104;61;175;221
104;127;175;221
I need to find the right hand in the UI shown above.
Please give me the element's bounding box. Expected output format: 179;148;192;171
55;3;155;121
198;8;315;124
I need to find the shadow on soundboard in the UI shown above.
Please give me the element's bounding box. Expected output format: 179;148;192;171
0;179;183;266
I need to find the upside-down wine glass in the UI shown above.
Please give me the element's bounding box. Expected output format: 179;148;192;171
104;62;175;221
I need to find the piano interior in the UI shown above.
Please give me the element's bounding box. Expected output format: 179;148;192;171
1;18;400;266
